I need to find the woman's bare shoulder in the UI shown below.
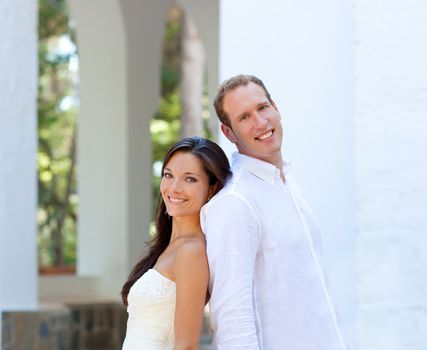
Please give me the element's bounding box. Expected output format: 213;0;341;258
175;237;207;269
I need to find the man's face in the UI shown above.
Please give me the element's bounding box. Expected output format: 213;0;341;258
221;82;283;167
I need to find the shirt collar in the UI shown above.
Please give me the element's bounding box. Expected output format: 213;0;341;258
231;152;291;184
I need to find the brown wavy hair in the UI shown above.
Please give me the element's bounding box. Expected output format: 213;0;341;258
121;136;231;305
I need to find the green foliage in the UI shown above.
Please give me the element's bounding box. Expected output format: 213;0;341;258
37;2;213;260
38;0;78;269
150;7;183;221
150;5;214;225
38;0;69;40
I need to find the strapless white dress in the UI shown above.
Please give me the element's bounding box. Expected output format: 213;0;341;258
122;269;176;350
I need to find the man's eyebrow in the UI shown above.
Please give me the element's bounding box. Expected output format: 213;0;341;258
236;111;249;119
235;102;270;119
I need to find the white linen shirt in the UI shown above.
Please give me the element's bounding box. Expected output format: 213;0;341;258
200;152;347;350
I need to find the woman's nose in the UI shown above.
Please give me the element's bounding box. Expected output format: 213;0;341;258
169;179;182;193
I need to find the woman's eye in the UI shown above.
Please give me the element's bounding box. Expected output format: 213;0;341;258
186;177;197;183
163;172;172;178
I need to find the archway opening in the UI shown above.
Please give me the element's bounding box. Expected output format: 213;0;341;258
37;0;79;274
150;3;212;230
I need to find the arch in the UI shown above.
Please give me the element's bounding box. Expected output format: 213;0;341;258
39;0;173;301
38;0;221;303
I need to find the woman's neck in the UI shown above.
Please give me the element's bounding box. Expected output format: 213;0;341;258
170;215;203;242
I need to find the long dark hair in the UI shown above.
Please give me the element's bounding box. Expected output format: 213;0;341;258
121;136;231;305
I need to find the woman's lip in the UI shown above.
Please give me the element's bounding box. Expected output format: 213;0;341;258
168;196;187;204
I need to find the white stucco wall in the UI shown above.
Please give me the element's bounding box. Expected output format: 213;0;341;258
354;1;427;349
218;0;355;346
0;0;38;346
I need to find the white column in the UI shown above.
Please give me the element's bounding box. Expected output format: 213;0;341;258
120;0;173;274
66;0;171;300
218;0;355;345
0;0;38;346
68;0;128;300
354;1;427;349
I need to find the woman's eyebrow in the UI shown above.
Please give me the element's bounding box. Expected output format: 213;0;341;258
184;172;200;177
164;168;200;177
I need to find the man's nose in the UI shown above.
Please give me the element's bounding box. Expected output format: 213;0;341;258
253;113;268;129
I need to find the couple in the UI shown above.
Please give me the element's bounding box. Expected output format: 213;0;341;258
121;75;347;350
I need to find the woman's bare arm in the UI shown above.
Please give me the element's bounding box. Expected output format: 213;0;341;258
173;239;209;350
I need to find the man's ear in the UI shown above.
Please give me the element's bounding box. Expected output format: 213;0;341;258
221;123;237;143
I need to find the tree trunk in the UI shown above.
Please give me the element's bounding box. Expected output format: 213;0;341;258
52;130;76;266
180;12;205;138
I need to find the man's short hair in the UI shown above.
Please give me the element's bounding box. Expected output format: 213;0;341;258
213;74;274;127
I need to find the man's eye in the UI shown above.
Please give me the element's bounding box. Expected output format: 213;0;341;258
259;104;269;111
240;114;248;121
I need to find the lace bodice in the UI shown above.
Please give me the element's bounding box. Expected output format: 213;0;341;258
122;269;176;350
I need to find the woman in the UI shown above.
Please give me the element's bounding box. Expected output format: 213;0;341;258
121;136;231;350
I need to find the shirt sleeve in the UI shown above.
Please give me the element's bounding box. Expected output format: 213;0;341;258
202;193;261;349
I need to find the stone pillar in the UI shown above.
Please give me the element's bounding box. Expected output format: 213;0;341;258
0;0;38;347
218;0;355;345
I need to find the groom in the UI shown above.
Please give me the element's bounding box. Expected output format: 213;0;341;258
201;74;347;349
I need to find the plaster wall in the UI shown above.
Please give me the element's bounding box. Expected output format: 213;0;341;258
0;0;38;346
218;0;355;345
354;1;427;349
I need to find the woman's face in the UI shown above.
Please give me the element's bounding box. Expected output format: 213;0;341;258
160;151;212;219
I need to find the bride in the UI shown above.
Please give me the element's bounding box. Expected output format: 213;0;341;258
121;137;231;350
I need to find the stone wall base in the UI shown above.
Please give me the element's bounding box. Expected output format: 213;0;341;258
2;302;213;350
1;302;127;350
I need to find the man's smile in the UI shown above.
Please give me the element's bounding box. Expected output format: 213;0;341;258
255;129;274;142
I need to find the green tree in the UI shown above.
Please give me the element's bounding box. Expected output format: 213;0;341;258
150;5;214;228
38;0;78;269
150;5;183;225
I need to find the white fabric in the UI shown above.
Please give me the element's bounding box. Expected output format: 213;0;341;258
201;152;347;350
122;269;176;350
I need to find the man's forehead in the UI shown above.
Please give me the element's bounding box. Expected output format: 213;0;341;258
224;84;268;115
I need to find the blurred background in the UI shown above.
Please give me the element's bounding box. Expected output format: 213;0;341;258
1;0;426;349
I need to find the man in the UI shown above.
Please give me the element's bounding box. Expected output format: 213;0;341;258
200;75;347;349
